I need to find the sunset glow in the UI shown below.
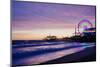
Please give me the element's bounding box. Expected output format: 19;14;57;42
12;1;96;40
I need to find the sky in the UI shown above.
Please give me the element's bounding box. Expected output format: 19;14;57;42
12;1;96;40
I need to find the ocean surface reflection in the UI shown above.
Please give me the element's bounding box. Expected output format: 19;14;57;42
12;41;95;65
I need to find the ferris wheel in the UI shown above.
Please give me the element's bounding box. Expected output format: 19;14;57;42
77;19;93;34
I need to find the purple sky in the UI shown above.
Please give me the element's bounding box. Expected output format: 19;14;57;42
12;1;96;40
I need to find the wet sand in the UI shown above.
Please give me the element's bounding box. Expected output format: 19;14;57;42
40;46;96;65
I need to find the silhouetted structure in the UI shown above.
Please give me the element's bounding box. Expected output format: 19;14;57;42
44;35;57;41
60;27;96;42
70;27;96;42
82;27;96;36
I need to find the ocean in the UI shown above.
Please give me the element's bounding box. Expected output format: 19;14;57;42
12;40;96;66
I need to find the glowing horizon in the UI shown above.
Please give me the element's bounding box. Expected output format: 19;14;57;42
12;1;96;40
12;28;74;40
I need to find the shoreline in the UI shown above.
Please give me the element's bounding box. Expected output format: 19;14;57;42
40;46;96;65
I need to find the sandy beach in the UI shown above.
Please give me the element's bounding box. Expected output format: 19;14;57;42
40;46;96;65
